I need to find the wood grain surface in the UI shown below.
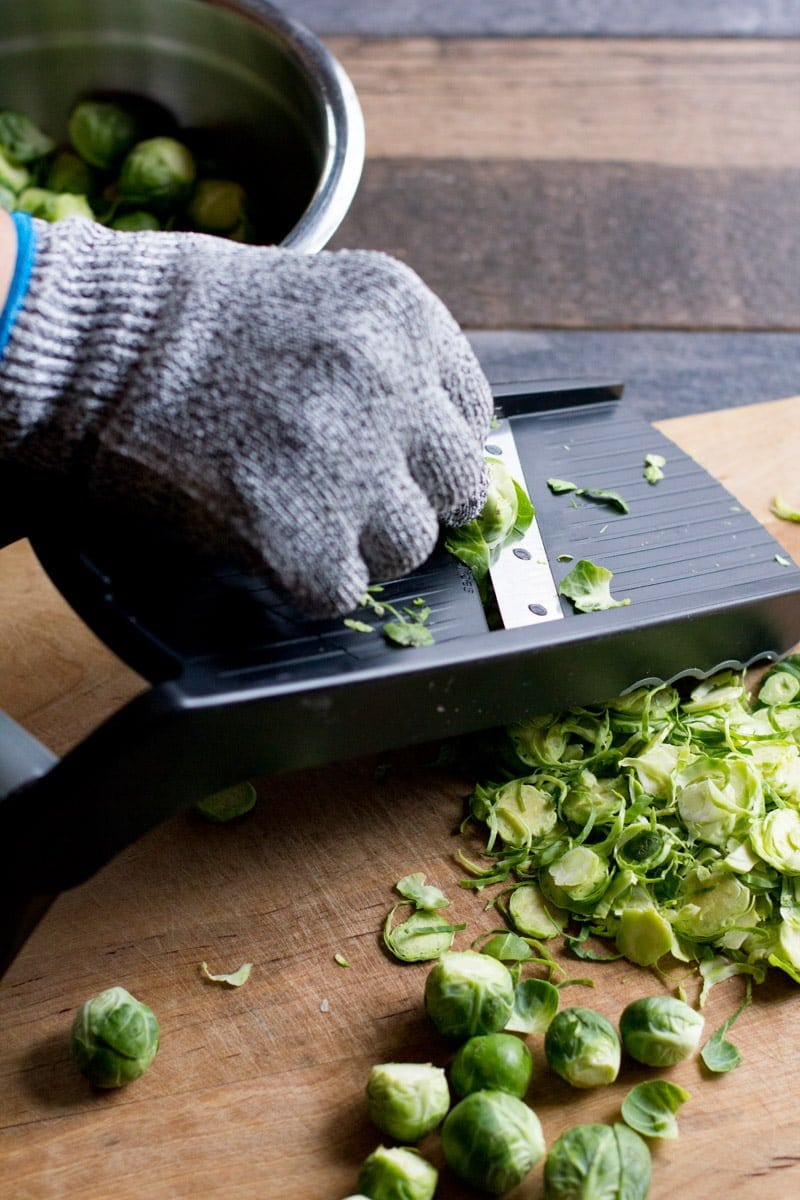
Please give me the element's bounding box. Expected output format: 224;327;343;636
2;398;800;1200
327;38;800;330
281;0;800;38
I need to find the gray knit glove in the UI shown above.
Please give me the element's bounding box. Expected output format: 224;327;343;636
0;217;492;615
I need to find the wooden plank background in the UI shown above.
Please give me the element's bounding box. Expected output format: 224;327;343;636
327;38;800;331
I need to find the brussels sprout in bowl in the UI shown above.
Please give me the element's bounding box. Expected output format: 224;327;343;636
0;0;364;250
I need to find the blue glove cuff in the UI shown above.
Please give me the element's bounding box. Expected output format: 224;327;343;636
0;212;36;361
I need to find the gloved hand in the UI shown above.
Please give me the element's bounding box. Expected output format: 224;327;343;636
0;214;492;616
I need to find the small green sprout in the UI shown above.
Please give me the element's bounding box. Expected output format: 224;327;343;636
70;986;159;1088
424;950;515;1039
544;1123;651;1200
366;1063;450;1142
357;1146;437;1200
619;996;704;1067
449;1032;533;1099
643;453;666;484
544;1006;621;1088
442;1090;545;1194
118;137;197;211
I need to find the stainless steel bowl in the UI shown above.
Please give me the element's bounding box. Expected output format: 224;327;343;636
0;0;364;249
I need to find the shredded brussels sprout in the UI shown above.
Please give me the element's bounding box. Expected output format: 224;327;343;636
462;663;800;988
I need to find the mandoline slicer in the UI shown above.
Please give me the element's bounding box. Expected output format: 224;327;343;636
2;377;800;973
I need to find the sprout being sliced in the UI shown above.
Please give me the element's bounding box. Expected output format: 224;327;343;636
619;995;704;1066
508;882;567;939
366;1063;450;1142
442;1090;545;1194
615;906;674;967
749;808;800;874
505;977;560;1035
357;1146;437;1200
450;1032;533;1099
541;846;610;910
675;756;764;847
621;1080;689;1140
424;950;515;1040
119;137;197;211
544;1006;621;1088
544;1123;651;1200
70;986;159;1088
193;780;256;822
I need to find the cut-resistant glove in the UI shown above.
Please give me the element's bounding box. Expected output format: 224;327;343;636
0;214;492;616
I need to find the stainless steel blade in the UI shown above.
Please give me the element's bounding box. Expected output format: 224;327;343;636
486;418;564;628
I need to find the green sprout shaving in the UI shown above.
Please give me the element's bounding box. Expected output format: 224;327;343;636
345;588;434;648
458;663;800;997
199;961;252;988
558;559;631;612
547;478;630;514
643;453;666;484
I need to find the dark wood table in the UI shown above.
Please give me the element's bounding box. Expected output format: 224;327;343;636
2;5;800;1198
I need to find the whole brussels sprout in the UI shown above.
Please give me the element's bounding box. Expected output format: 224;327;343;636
619;995;704;1067
111;210;161;232
544;1122;651;1200
450;1032;533;1099
356;1146;437;1200
15;188;94;223
442;1090;545;1195
424;951;515;1040
68;100;140;169
366;1062;449;1142
187;178;247;233
46;150;94;196
544;1007;621;1088
118;137;196;211
0;147;30;195
0;110;54;163
70;985;159;1087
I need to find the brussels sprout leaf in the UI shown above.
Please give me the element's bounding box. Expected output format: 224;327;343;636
199;961;252;987
558;559;631;613
700;981;752;1073
383;904;465;962
622;1080;689;1140
505;977;560;1033
546;478;630;514
395;872;450;911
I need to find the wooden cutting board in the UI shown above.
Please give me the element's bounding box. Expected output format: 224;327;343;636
2;397;800;1200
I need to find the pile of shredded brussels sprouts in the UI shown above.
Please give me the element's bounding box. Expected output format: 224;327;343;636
460;657;800;992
